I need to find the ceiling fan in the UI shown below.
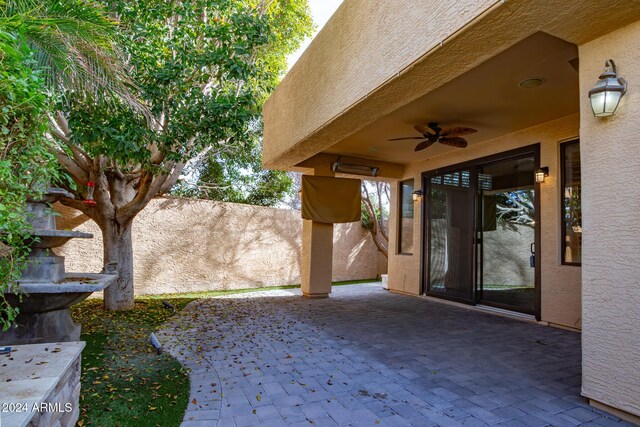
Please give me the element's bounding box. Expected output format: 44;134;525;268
388;122;477;152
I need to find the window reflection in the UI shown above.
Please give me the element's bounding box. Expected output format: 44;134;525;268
562;141;581;265
399;179;414;254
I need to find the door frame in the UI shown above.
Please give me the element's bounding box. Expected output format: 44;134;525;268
419;143;542;320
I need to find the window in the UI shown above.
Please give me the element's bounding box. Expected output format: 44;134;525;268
561;140;581;265
398;179;414;254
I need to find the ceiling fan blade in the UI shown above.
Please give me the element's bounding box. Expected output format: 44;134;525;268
414;124;435;135
388;136;425;141
414;140;437;152
442;127;477;137
439;137;468;148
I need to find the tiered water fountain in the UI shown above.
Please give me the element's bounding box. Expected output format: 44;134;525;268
0;188;117;345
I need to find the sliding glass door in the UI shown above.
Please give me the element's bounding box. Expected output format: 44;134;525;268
476;155;536;314
426;170;475;303
423;146;540;317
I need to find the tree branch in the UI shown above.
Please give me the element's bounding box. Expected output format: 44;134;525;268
159;161;185;194
50;148;88;185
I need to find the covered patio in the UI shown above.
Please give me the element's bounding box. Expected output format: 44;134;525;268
158;284;628;426
261;0;640;421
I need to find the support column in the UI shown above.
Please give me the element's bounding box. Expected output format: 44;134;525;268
300;167;334;298
301;220;333;298
579;23;640;422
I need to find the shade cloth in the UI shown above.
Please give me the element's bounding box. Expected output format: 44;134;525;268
301;176;361;223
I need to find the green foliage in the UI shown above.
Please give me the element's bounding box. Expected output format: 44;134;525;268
67;0;313;171
361;200;375;230
0;0;137;328
0;0;137;103
71;298;193;426
173;130;293;206
0;29;60;330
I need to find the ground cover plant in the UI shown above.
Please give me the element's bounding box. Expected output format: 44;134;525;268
71;298;194;426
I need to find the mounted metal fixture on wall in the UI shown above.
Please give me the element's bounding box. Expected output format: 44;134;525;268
331;160;379;177
412;189;423;201
535;167;550;184
589;59;627;117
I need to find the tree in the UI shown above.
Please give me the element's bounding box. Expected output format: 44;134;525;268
1;0;137;104
0;0;127;328
50;0;313;310
496;189;534;230
361;181;390;259
172;124;293;207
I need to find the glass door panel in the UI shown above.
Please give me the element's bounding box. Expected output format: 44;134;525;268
476;156;536;314
427;170;474;302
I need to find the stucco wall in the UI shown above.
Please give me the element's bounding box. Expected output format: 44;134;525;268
263;0;494;167
579;21;640;418
55;198;381;295
482;225;535;288
263;0;640;169
388;114;582;329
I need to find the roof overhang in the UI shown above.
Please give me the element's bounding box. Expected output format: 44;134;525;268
263;0;640;175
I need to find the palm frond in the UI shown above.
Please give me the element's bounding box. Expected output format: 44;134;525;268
0;0;148;115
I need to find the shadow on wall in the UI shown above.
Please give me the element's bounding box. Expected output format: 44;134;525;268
333;222;379;280
56;197;381;295
55;204;93;230
483;225;534;286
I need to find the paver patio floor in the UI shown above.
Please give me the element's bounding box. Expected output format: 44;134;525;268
157;284;631;427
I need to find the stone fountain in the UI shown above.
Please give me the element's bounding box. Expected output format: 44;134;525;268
0;188;117;345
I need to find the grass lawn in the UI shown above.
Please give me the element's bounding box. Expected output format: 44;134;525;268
71;279;377;426
71;298;195;426
142;278;377;300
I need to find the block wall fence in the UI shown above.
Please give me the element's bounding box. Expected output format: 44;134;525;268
56;197;386;295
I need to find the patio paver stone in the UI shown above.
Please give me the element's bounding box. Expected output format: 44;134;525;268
157;284;632;427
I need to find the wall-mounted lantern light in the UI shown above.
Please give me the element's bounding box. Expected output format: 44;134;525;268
589;59;627;117
412;189;423;201
535;167;549;184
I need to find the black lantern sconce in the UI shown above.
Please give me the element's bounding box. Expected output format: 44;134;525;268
589;59;627;117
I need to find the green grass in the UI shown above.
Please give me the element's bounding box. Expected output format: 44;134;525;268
140;278;378;300
71;298;195;427
72;279;377;426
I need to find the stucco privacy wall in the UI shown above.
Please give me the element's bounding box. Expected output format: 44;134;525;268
579;21;640;418
388;114;582;329
56;198;380;295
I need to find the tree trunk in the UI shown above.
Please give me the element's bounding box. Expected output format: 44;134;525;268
102;220;134;311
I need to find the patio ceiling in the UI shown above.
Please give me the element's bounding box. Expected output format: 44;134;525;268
263;0;640;173
324;32;579;165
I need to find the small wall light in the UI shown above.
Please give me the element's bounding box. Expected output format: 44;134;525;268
589;59;627;117
412;189;423;201
535;167;549;184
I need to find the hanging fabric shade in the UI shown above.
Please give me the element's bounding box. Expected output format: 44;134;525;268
301;176;361;223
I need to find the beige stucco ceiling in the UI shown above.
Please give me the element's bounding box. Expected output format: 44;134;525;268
324;32;579;164
264;0;640;171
